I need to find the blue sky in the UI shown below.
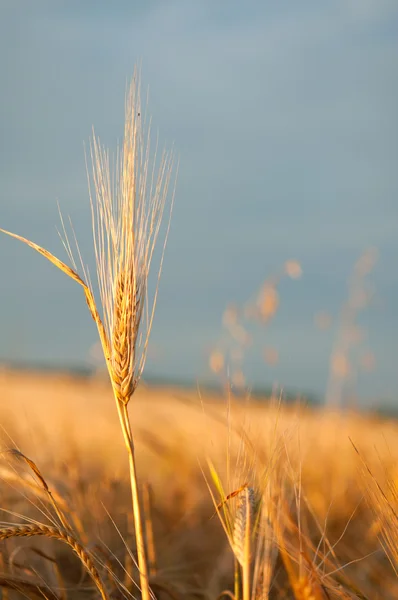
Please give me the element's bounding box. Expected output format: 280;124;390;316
0;1;397;404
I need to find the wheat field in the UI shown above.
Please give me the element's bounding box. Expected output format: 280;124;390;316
0;368;397;599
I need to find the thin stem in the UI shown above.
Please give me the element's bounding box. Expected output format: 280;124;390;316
142;482;157;577
114;399;150;600
234;559;240;600
242;489;251;600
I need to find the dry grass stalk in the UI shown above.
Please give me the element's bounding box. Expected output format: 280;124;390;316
0;523;109;600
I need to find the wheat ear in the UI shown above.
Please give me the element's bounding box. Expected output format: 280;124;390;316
233;486;257;568
232;487;258;600
0;524;109;600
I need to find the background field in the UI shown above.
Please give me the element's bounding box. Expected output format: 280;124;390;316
1;369;397;599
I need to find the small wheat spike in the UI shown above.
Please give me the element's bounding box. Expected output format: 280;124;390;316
233;486;257;568
0;524;108;600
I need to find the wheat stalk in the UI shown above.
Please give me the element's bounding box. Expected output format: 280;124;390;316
87;72;174;600
0;523;109;600
0;68;176;600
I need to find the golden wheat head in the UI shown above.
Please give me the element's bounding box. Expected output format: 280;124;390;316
88;71;175;405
